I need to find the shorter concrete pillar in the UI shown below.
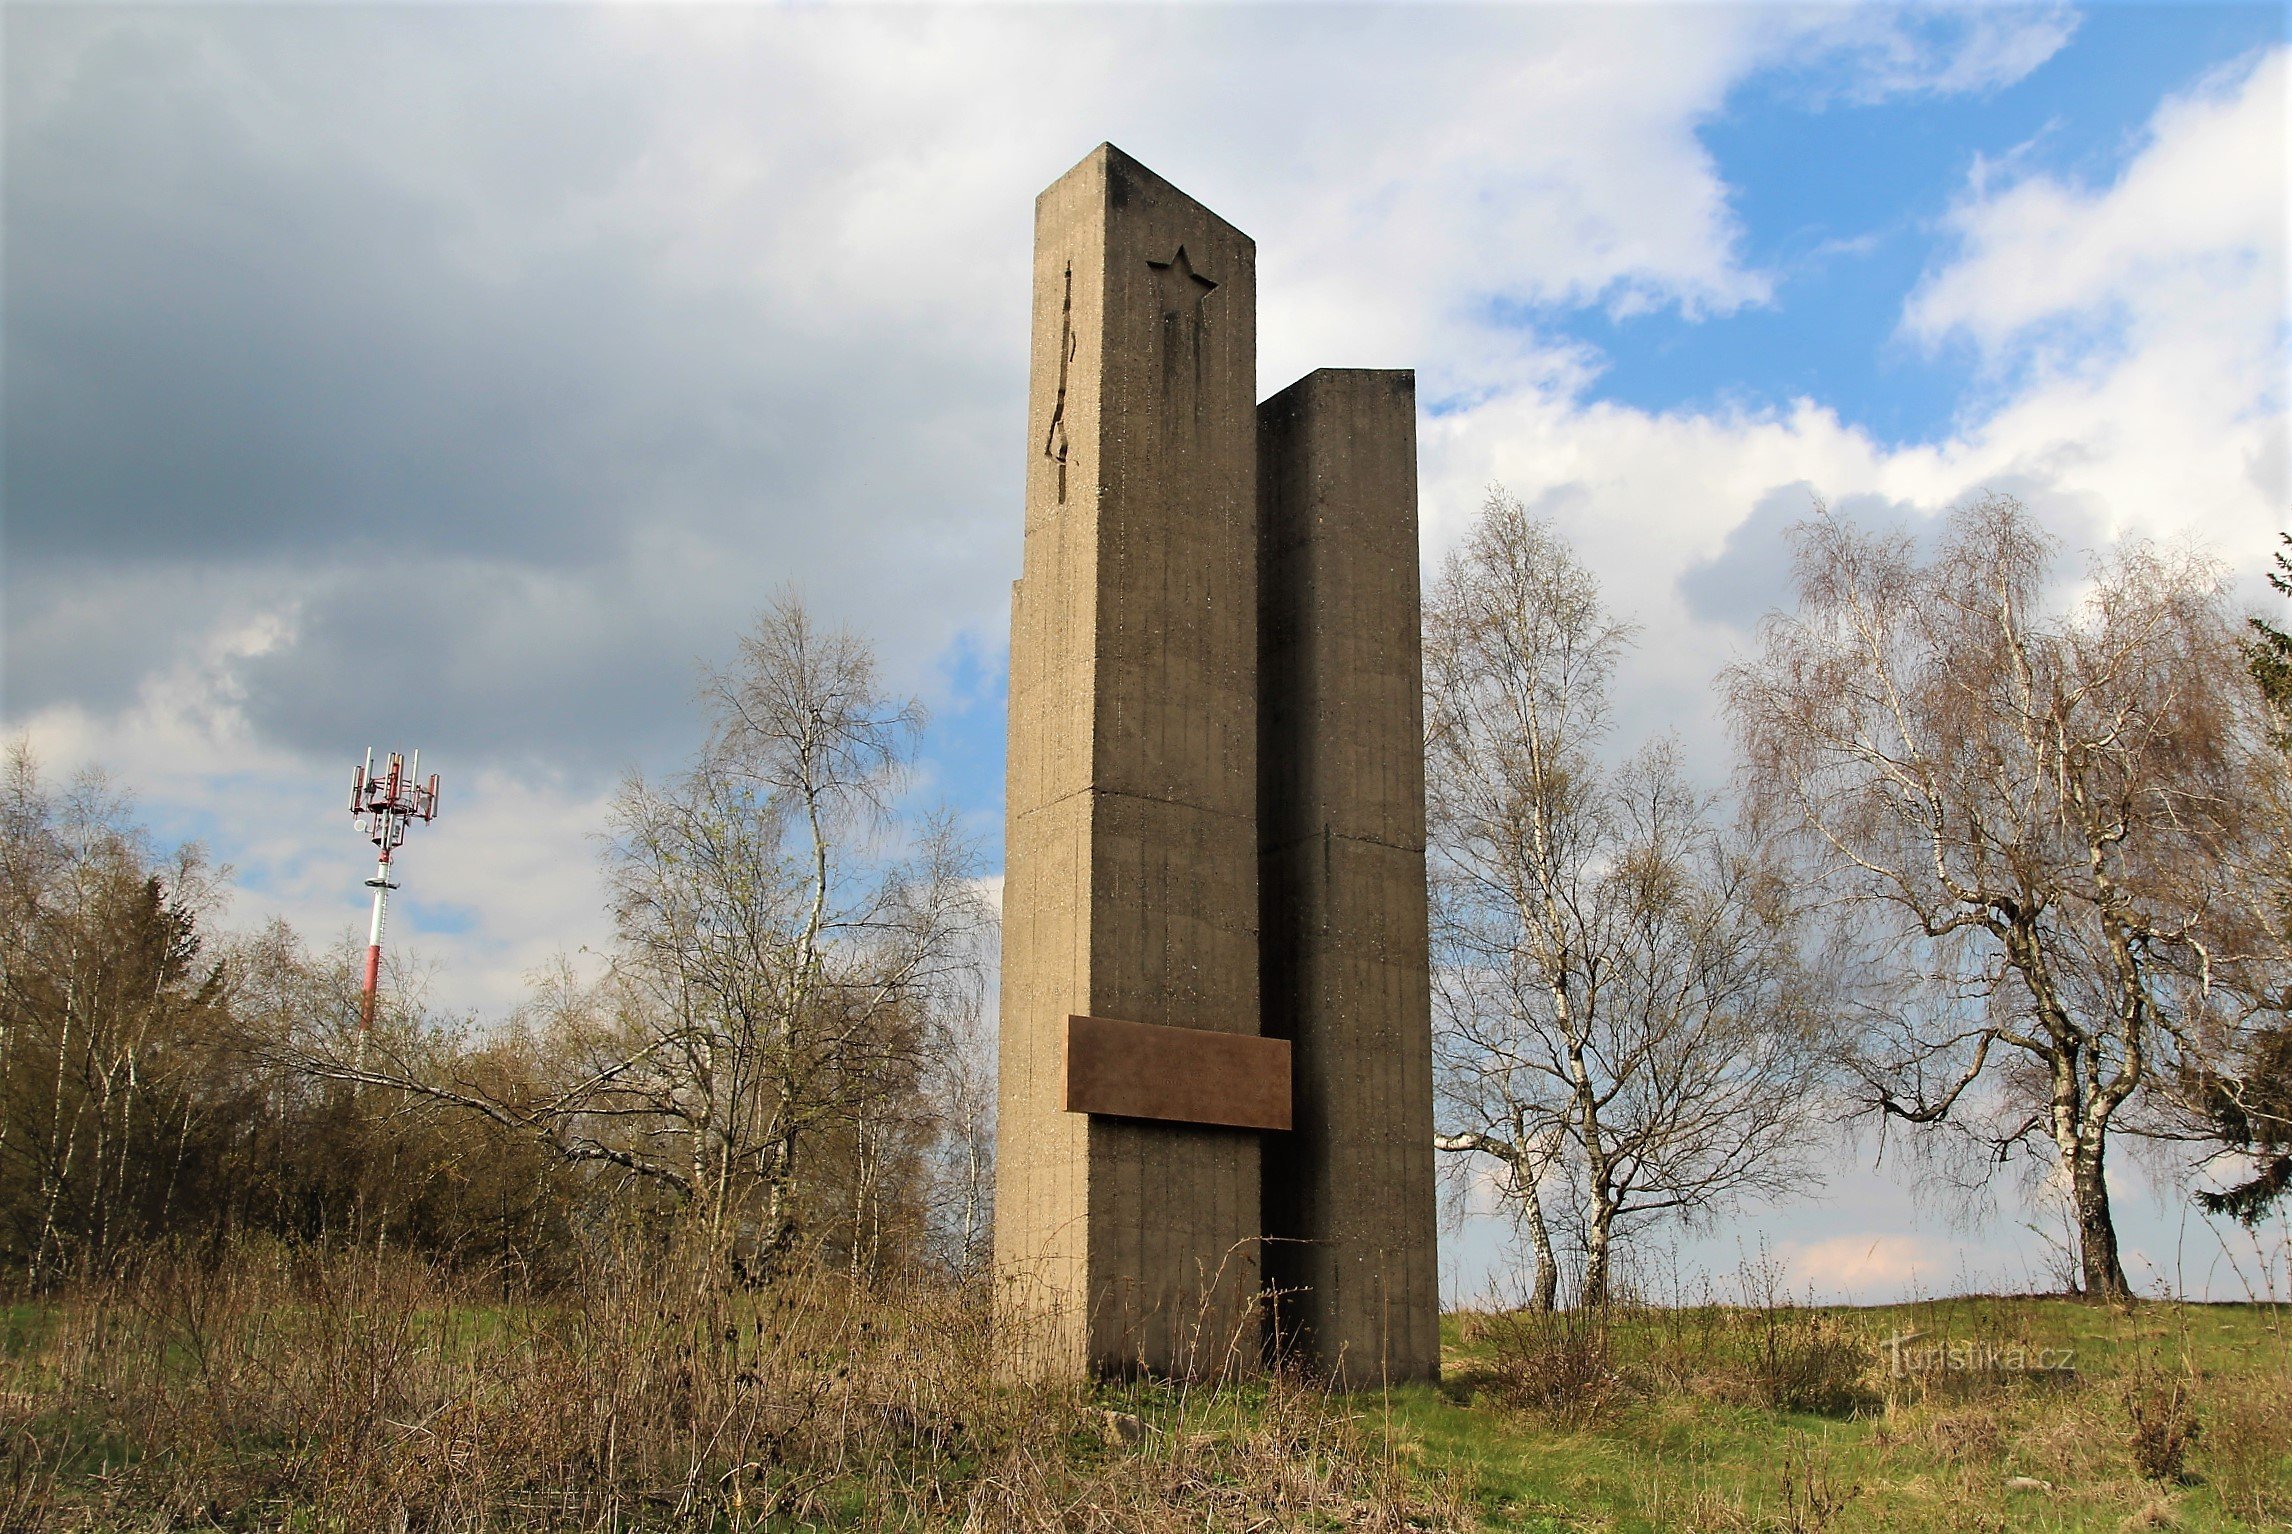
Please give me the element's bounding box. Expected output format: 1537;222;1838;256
1257;368;1440;1384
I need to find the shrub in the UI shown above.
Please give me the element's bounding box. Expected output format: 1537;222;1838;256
1473;1304;1624;1425
2122;1362;2202;1483
1750;1307;1874;1417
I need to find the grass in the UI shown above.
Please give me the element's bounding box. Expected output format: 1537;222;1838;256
0;1241;2284;1530
1414;1294;2292;1532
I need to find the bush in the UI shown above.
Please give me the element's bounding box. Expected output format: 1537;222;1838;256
2122;1360;2202;1483
1471;1304;1624;1425
1750;1306;1874;1417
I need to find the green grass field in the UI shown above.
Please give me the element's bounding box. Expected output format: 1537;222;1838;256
1079;1296;2292;1532
1387;1298;2286;1531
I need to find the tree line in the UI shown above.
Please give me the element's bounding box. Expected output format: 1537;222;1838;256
0;599;995;1286
1428;492;2292;1305
2;498;2284;1305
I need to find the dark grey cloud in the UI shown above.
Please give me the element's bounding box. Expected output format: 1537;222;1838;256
11;11;617;566
4;6;1029;772
1676;481;1832;631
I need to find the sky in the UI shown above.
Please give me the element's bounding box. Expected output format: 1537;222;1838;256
5;1;2288;1304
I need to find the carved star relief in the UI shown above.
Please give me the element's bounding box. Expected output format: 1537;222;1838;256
1148;246;1217;315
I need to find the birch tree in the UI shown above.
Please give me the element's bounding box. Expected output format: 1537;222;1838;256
1726;496;2266;1299
1427;492;1830;1307
0;745;228;1278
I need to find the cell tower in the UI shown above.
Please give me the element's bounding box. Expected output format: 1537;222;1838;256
347;748;441;1035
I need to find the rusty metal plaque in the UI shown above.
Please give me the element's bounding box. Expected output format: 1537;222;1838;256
1063;1014;1292;1131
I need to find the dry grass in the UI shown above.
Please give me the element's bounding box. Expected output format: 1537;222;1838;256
2194;1365;2292;1526
0;1238;1462;1532
6;1242;2287;1532
1455;1290;1877;1427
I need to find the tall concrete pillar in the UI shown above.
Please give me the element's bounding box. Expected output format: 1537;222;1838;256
1257;368;1441;1384
997;144;1264;1377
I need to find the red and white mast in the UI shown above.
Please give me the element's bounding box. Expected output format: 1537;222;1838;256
347;748;441;1035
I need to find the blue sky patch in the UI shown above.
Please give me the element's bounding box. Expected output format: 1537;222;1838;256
1553;4;2286;446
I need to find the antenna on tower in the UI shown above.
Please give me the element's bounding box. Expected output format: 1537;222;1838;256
347;748;441;1039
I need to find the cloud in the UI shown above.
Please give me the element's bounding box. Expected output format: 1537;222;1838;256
12;611;622;1019
1811;4;2081;105
1894;47;2288;552
5;6;2082;755
0;6;2218;1021
1676;481;1828;632
1780;1233;1940;1299
1905;47;2286;368
1902;45;2288;552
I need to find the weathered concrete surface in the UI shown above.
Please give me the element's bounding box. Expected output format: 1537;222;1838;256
1257;368;1440;1384
997;144;1263;1378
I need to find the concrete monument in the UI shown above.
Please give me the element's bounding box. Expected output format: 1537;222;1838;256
997;144;1437;1383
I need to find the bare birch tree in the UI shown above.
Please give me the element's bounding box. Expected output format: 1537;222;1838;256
1427;492;1830;1307
917;970;996;1274
1726;495;2268;1299
0;744;229;1278
303;597;991;1275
